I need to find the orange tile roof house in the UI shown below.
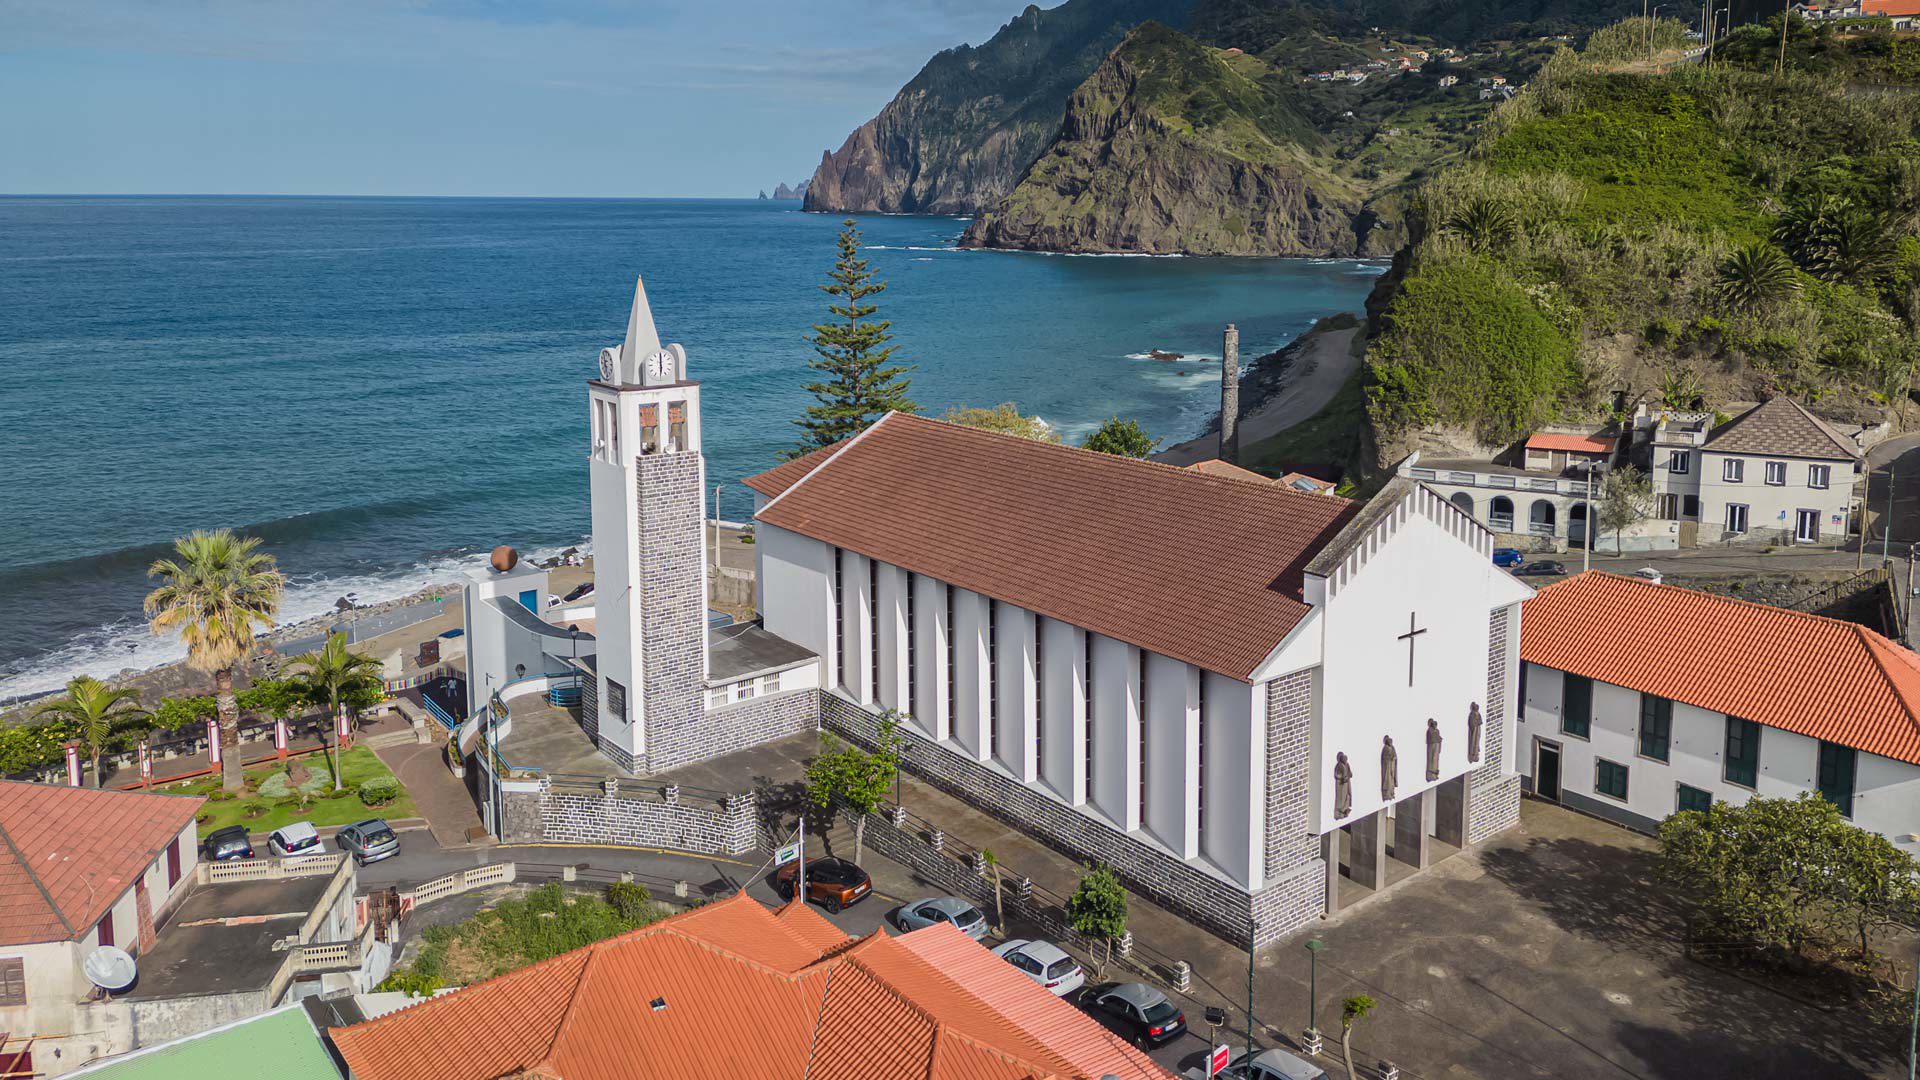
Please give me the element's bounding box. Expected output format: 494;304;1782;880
0;782;202;1075
327;891;1169;1080
1517;572;1920;848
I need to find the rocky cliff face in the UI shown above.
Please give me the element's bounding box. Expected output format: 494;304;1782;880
961;24;1403;257
805;0;1190;215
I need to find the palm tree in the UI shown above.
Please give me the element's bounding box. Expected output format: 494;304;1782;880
287;632;384;793
1774;193;1897;284
145;529;285;791
1717;242;1801;313
1444;197;1519;255
35;676;147;788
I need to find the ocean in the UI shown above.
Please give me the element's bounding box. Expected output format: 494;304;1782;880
0;196;1384;699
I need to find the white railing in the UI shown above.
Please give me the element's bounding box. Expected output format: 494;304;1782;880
406;863;518;908
202;852;342;884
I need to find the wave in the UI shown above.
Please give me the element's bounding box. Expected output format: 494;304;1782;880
864;245;964;253
0;536;590;704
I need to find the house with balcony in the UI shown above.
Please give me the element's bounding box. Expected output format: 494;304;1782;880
1632;398;1865;546
1397;429;1623;551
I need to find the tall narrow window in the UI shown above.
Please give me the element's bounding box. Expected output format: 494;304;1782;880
1817;741;1856;817
97;913;115;949
869;560;879;700
1561;674;1592;738
988;602;1000;760
946;585;956;730
1638;693;1672;762
1083;636;1095;800
1137;657;1149;828
906;574;917;719
1034;623;1045;778
1196;675;1207;854
833;550;845;687
1724;716;1760;787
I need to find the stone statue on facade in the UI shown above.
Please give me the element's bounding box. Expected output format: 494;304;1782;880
1468;702;1483;764
1426;718;1442;782
1334;752;1353;819
1381;736;1398;801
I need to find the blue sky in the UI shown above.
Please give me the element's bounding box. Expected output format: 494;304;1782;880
0;0;1034;196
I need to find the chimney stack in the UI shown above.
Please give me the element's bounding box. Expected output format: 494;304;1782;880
1220;324;1241;463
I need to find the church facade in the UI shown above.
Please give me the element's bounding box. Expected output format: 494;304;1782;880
473;279;1533;947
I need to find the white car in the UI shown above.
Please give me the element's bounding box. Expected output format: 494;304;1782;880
991;939;1085;996
267;821;322;857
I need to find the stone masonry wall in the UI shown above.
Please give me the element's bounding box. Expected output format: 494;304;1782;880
501;776;758;855
823;692;1308;948
579;678;599;745
1260;670;1329;942
635;451;707;774
690;688;820;768
1468;605;1521;845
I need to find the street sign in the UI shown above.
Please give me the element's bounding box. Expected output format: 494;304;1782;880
1207;1044;1231;1077
775;841;801;866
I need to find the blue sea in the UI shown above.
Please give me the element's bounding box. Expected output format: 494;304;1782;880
0;196;1384;698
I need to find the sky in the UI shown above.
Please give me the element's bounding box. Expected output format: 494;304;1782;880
0;0;1038;196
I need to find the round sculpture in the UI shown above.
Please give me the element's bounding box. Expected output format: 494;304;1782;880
490;545;519;573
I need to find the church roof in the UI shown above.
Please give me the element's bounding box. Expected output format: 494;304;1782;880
1522;572;1920;765
743;413;1357;681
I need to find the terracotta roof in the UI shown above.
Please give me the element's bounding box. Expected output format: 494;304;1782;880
742;441;844;500
1181;459;1271;483
1524;433;1615;454
1865;0;1920;14
1703;397;1859;460
744;413;1358;680
1521;572;1920;764
0;780;203;946
327;891;1168;1080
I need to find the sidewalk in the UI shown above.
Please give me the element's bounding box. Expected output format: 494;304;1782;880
375;740;486;847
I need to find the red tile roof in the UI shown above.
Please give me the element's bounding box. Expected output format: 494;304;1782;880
0;781;203;947
743;413;1358;680
1864;0;1920;15
1521;572;1920;764
328;891;1168;1080
1524;433;1615;454
1181;459;1272;483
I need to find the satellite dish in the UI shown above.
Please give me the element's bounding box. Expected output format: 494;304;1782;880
85;946;137;993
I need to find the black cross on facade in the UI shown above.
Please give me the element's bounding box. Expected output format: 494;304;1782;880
1397;612;1427;686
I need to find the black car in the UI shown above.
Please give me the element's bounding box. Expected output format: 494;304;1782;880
1514;560;1568;577
203;825;255;862
1078;982;1187;1049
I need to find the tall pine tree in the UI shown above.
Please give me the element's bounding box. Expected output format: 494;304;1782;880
792;220;915;455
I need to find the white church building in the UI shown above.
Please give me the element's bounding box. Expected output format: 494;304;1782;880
463;278;1534;946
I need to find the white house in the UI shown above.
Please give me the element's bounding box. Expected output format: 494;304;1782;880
1516;572;1920;851
1397;432;1628;552
1635;397;1864;545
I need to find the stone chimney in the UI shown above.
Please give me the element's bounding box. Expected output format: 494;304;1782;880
1220;324;1241;463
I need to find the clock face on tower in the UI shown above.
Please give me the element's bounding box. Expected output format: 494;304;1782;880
646;349;674;383
598;349;618;382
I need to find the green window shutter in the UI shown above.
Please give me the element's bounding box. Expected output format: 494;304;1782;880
1562;674;1592;738
1596;758;1629;800
1638;694;1671;762
1817;741;1856;817
1676;784;1712;814
1724;716;1759;787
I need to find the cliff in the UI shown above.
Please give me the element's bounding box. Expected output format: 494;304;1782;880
804;0;1191;215
960;24;1401;257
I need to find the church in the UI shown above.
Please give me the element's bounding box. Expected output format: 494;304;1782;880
470;278;1533;947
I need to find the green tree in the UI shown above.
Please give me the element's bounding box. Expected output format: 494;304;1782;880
152;695;216;733
792;219;916;454
144;529;285;791
943;403;1061;443
287;632;385;793
1339;994;1377;1080
1443;197;1518;255
1824;822;1920;959
1776;194;1898;284
1657;369;1703;410
1717;242;1801;313
1081;417;1159;458
1596;466;1655;554
804;713;903;865
34;676;147;788
1065;863;1129;976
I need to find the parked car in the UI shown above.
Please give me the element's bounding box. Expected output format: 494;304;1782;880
1182;1047;1326;1080
1492;547;1525;567
991;939;1084;996
772;856;871;913
267;821;323;857
1631;566;1664;584
1077;982;1186;1049
334;819;400;865
1513;560;1567;577
896;896;989;940
202;825;254;862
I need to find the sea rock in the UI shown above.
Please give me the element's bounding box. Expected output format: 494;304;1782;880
772;181;808;201
1148;349;1184;361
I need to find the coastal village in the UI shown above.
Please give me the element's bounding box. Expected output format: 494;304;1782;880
5;3;1920;1080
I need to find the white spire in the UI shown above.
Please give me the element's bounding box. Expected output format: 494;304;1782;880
618;275;662;370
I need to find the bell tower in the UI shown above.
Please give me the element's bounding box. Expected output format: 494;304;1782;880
586;277;708;774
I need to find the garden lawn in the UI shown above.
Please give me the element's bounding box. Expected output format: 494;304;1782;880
167;746;418;837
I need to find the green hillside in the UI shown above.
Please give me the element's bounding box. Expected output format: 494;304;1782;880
1362;18;1920;459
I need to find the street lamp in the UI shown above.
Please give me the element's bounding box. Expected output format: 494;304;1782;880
1303;938;1325;1054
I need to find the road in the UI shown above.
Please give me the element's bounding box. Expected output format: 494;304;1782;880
358;831;1222;1075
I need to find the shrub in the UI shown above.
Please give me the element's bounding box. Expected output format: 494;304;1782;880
207;790;238;802
375;967;444;997
605;881;652;922
358;776;401;807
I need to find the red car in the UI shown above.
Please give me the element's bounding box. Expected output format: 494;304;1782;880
773;856;871;913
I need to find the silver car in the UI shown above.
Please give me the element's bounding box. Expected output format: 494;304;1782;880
896;896;989;939
334;819;400;865
991;939;1085;996
1182;1047;1326;1080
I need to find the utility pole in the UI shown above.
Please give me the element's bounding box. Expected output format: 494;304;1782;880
1886;463;1897;565
1909;954;1918;1080
1246;920;1258;1068
712;484;724;576
1584;465;1597;572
